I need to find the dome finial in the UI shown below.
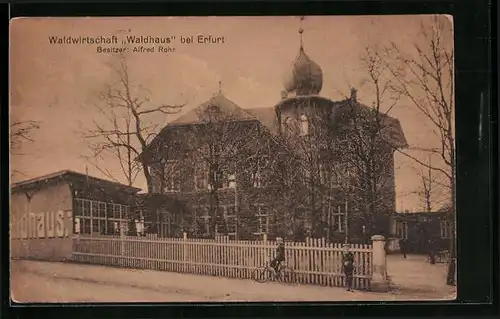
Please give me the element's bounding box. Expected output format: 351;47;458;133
299;16;305;48
218;80;222;93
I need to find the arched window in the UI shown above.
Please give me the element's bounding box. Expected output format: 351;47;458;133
299;114;309;136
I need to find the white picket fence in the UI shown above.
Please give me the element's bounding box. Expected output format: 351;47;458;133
72;234;373;289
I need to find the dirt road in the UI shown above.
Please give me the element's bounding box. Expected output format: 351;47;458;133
10;259;455;303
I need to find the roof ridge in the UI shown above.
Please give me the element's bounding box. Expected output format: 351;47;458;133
11;169;141;191
170;91;257;126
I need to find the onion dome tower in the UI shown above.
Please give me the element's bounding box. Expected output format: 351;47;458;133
275;17;334;137
282;24;323;97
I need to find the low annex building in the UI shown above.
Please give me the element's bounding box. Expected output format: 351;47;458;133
10;170;141;261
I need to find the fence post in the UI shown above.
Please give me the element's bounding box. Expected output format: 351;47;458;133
262;233;268;263
120;223;125;257
370;235;390;292
183;232;188;272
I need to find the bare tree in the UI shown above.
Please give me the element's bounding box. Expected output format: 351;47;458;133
354;16;455;284
382;16;455;285
418;158;434;213
82;53;186;191
183;103;268;237
10;120;40;156
329;44;403;242
275;63;401;243
414;154;450;213
10;119;40;178
336;97;397;241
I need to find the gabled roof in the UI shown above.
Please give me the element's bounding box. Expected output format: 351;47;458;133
169;92;257;126
139;93;408;163
138;92;276;163
375;111;408;149
341;101;408;149
11;170;142;194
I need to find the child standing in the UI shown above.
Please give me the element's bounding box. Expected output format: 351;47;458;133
342;243;355;292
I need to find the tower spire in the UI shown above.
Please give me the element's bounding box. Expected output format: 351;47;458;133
218;80;222;93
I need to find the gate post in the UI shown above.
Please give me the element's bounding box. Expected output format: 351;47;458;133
371;235;390;292
183;232;188;272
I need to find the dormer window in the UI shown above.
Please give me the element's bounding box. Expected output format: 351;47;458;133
251;156;269;188
207;104;219;113
299;114;309;136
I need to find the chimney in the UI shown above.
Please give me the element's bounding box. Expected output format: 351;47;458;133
85;165;89;185
350;87;357;101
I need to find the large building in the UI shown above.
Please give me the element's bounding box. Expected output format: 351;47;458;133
139;36;408;242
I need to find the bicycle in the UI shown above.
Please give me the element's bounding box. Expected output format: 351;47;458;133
252;256;296;285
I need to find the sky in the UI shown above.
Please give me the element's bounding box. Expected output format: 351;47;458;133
10;15;454;212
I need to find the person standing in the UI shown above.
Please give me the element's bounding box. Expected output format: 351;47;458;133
342;244;355;292
399;237;407;259
428;237;436;264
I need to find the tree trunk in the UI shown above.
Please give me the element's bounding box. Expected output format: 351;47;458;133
447;150;456;286
142;162;153;193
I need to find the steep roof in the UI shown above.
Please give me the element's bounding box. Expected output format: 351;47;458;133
138;93;276;163
342;101;408;149
139;93;408;163
375;111;408;149
169;92;257;126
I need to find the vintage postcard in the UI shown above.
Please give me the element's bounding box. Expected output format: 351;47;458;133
10;15;456;303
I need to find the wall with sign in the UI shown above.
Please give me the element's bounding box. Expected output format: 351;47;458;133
11;181;74;261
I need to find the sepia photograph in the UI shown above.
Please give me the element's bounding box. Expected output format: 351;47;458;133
10;15;456;303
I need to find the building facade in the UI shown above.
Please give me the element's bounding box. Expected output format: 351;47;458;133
390;211;454;253
139;41;407;242
10;170;140;261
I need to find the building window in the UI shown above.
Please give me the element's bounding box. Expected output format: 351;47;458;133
74;199;130;236
251;156;269;188
299;114;309;136
193;206;211;235
440;219;452;239
151;165;163;193
319;161;330;185
74;217;81;234
223;205;237;235
327;204;346;232
253;205;269;235
228;174;237;189
164;160;181;193
284;116;295;136
330;162;350;187
215;206;237;236
396;220;408;239
207;104;220;116
220;170;236;189
135;214;145;236
252;171;264;188
141;210;173;237
195;162;209;190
